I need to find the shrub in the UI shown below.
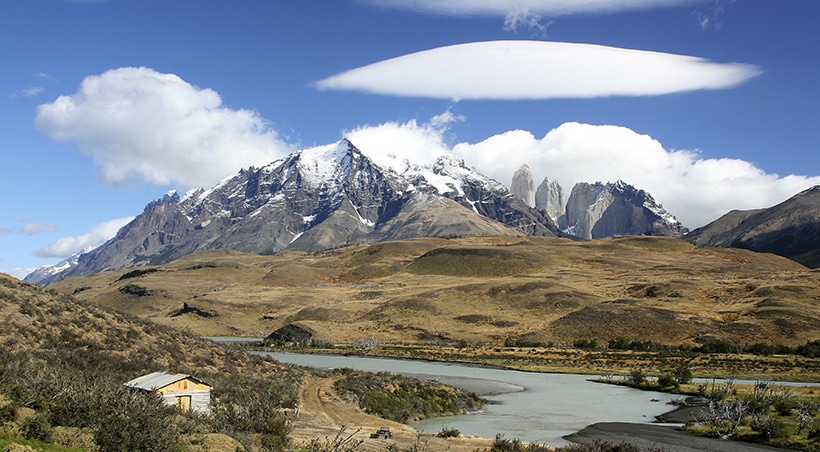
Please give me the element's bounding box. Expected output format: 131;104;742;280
628;369;646;386
657;373;680;391
333;371;483;423
22;413;52;442
796;340;820;358
573;339;598;350
437;426;460;438
672;363;693;385
0;403;17;423
93;388;179;452
753;415;786;441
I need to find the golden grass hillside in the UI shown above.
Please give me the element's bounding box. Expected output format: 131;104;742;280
51;236;820;349
0;273;304;451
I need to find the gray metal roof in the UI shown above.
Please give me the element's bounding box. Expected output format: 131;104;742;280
124;371;211;391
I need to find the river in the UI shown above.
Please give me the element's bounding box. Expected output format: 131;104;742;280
262;352;680;446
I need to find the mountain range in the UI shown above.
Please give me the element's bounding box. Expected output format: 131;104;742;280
24;140;819;285
28;140;556;285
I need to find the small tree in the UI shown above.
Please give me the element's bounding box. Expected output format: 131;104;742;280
797;403;815;436
672;363;693;385
628;369;646;386
657;373;680;391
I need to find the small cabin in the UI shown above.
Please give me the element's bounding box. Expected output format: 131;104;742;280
125;372;212;414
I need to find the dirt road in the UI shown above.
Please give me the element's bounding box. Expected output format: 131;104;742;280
289;375;495;451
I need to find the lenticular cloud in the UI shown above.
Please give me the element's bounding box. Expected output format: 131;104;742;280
35;67;294;188
316;40;761;100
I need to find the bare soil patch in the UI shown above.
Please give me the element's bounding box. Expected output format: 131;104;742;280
290;376;493;451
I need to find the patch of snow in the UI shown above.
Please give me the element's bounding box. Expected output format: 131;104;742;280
351;204;376;227
200;219;212;228
297;141;352;188
302;214;316;224
289;232;304;244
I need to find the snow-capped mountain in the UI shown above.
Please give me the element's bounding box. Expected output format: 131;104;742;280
34;139;557;285
23;245;99;286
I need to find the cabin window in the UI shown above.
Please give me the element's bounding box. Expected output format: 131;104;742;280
176;395;191;411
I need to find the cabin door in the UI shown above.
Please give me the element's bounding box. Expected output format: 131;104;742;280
176;395;191;411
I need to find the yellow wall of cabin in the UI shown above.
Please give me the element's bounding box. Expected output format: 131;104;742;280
157;378;211;393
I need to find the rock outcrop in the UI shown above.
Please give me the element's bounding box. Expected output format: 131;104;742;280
535;177;566;227
510;164;535;208
563;181;687;239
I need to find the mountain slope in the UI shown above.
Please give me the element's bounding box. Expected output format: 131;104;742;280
0;272;304;450
36;140;557;285
50;235;820;349
687;185;820;268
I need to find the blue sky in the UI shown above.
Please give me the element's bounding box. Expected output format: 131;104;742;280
2;0;819;278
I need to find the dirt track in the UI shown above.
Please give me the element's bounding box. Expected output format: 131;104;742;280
289;375;495;451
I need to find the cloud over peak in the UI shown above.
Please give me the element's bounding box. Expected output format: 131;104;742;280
35;67;295;188
345;119;819;229
34;217;133;259
316;40;761;100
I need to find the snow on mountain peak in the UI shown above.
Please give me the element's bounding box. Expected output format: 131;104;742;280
296;140;354;189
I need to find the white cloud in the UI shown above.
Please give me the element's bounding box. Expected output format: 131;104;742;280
503;9;554;36
21;220;57;235
344;117;454;170
34;217;134;259
693;0;735;31
3;267;36;280
316;40;761;100
364;0;707;17
36;67;295;188
344;120;820;229
9;86;44;98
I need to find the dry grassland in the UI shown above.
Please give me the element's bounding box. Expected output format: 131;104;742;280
53;236;820;373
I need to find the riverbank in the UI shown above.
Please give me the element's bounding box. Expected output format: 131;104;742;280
270;351;820;451
565;422;793;452
254;344;820;383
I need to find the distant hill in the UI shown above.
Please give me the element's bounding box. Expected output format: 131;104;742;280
686;185;820;268
50;235;820;348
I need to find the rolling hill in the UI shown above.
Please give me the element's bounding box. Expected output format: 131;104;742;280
50;235;820;348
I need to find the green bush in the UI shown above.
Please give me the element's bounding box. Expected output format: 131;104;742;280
437;426;460;438
0;403;17;423
672;363;693;385
656;373;680;391
573;339;598;350
796;340;820;358
22;413;52;442
333;371;483;423
628;369;646;386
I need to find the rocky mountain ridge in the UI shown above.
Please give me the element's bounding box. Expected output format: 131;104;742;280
510;164;687;239
686;185;820;268
29;140;557;285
